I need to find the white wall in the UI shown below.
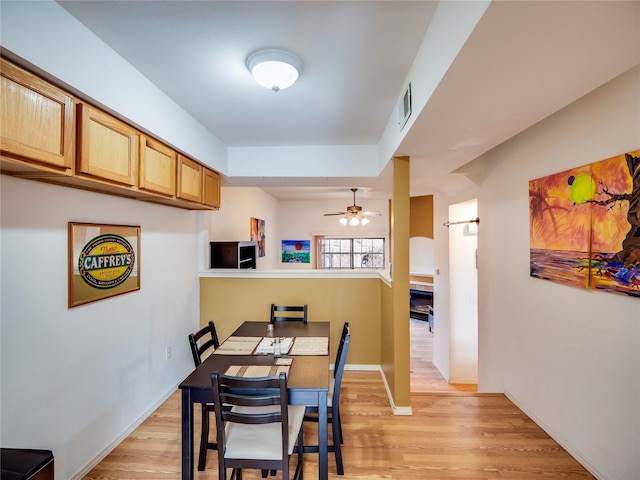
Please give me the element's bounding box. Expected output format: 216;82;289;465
207;187;280;269
475;66;639;479
378;0;490;168
276;196;390;270
448;199;478;383
0;177;200;479
432;185;479;382
205;188;390;270
409;237;434;276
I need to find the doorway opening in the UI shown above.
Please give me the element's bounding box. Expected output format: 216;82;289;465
409;198;478;393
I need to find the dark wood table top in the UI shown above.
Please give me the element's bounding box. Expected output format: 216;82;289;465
179;321;330;394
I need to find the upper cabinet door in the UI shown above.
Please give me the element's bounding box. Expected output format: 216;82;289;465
77;103;137;186
0;58;74;171
177;154;203;203
203;167;221;209
139;136;176;197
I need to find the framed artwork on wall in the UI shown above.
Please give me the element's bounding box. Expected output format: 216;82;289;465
250;217;265;257
68;222;140;307
529;149;640;297
282;240;310;263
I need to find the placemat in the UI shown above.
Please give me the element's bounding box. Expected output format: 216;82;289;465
254;336;294;355
224;364;291;378
213;336;262;355
290;336;329;355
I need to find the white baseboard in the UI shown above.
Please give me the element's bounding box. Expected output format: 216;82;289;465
369;364;413;415
344;363;381;371
505;389;605;480
343;364;413;415
71;383;180;480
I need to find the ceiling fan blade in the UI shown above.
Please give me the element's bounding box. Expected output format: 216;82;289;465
324;212;348;216
363;211;382;217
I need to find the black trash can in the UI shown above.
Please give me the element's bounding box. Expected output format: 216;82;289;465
1;448;54;480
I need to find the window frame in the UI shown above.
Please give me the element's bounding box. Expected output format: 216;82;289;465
315;236;386;270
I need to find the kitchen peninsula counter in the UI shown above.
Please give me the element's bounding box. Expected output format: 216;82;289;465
200;268;391;285
199;268;389;366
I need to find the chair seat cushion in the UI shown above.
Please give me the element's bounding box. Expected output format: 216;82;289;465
225;405;305;459
327;376;335;407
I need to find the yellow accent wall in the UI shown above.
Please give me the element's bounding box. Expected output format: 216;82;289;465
200;277;382;365
382;156;411;408
410;195;434;239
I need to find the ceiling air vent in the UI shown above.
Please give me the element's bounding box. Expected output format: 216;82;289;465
399;82;412;130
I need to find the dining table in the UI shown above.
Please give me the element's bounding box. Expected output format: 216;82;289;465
179;320;331;480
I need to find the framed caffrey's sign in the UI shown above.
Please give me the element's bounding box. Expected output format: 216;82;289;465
68;223;140;307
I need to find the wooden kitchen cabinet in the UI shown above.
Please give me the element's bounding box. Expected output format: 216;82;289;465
177;154;202;203
76;103;137;186
2;56;221;211
0;57;74;174
203;167;221;209
138;136;176;197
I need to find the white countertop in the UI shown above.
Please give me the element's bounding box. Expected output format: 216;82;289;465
199;268;391;285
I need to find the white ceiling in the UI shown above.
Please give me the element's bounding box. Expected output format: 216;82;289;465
57;0;639;203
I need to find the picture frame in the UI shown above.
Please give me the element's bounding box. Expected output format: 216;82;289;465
250;217;266;257
68;222;141;308
529;149;640;297
282;240;311;263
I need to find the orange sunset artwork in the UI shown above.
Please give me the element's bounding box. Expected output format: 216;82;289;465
529;149;640;297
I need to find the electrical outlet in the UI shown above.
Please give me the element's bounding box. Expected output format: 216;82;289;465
165;346;171;360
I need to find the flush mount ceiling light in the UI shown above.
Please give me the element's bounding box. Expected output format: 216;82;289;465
246;49;303;92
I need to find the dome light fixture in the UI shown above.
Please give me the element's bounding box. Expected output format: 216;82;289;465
339;213;369;226
246;49;303;92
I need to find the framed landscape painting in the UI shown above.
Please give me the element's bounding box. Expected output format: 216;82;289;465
529;149;640;297
589;151;640;296
529;164;592;289
282;240;310;263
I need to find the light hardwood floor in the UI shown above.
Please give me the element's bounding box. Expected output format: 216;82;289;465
84;368;594;479
410;318;477;393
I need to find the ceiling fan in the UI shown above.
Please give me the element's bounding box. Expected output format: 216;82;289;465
324;188;382;226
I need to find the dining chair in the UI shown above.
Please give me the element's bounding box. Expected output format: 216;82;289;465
270;304;308;324
188;321;221;471
211;371;305;480
303;323;350;475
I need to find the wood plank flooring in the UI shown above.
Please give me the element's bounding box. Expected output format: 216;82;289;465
410;318;477;393
84;369;594;479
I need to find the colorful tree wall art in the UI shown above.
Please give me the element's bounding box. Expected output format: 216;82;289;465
529;149;640;297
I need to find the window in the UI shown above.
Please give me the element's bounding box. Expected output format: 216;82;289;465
317;237;385;270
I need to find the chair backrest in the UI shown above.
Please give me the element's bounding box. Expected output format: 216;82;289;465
332;325;351;405
188;321;220;367
211;372;289;464
334;322;349;378
270;304;308;324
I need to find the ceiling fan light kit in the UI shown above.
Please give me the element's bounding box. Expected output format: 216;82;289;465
246;49;303;92
325;188;381;226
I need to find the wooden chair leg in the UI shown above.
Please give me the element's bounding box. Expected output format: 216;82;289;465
332;410;344;475
295;424;304;479
198;404;209;471
336;411;344;444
